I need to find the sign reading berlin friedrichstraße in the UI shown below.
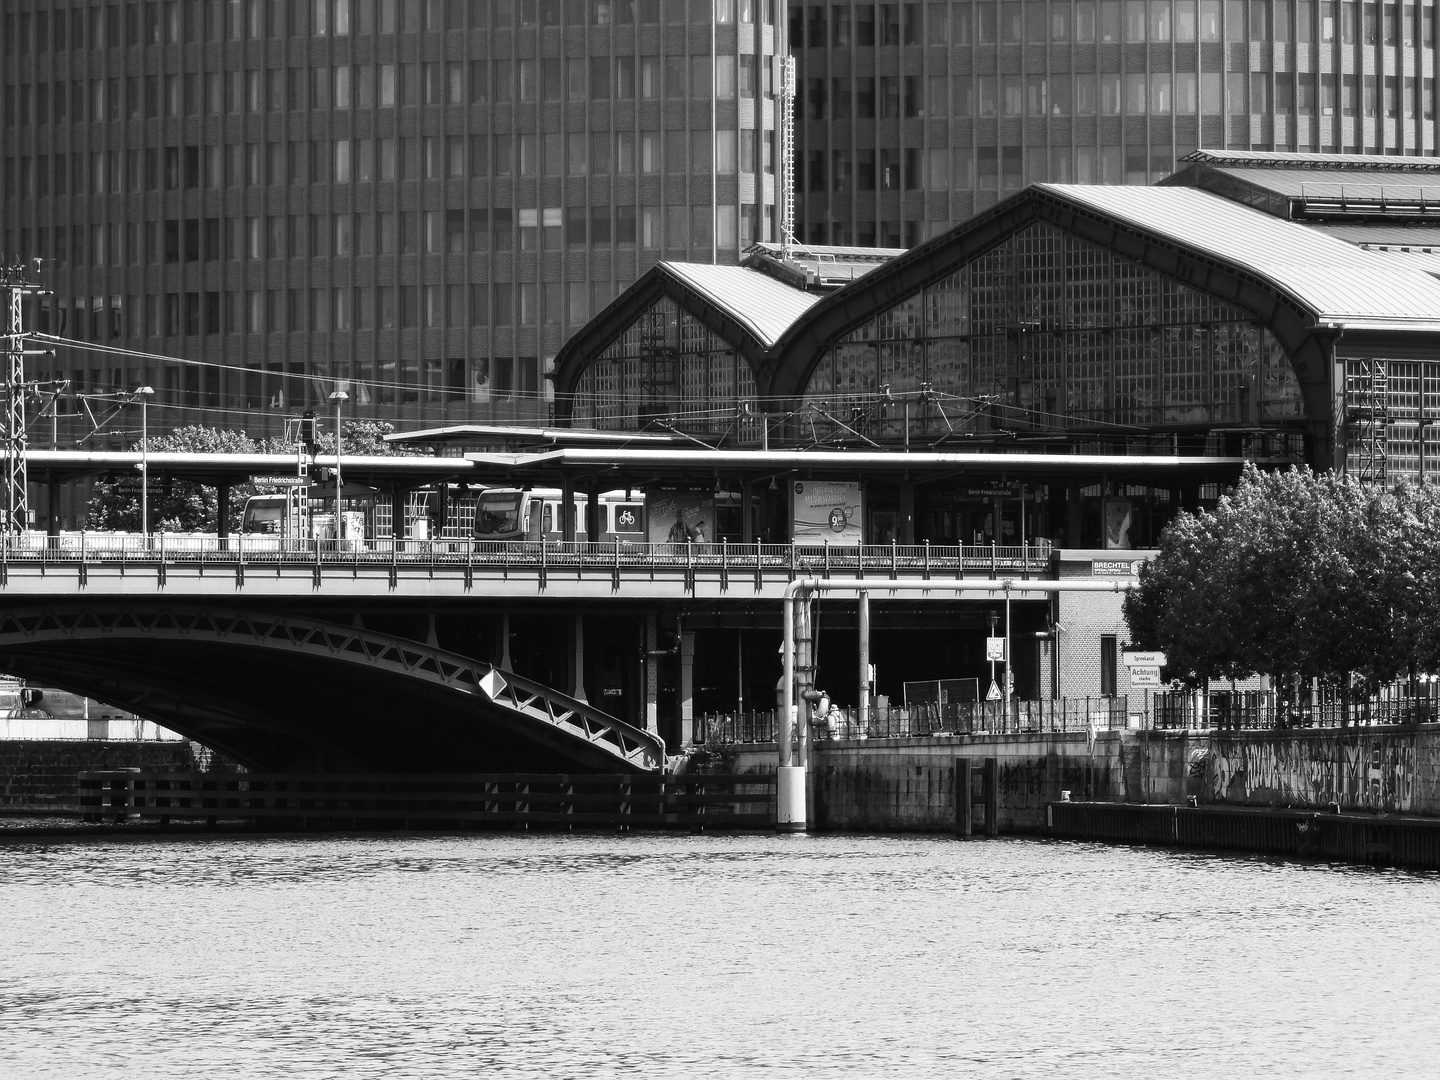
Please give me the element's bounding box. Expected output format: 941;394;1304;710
251;476;310;486
1123;651;1168;668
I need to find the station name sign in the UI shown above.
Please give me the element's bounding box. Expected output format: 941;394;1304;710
251;476;309;486
1123;651;1167;668
1091;559;1143;576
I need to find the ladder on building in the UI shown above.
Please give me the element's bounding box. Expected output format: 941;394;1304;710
1345;359;1390;485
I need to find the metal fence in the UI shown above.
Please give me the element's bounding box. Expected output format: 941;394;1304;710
0;533;1052;574
1153;688;1440;730
699;696;1133;744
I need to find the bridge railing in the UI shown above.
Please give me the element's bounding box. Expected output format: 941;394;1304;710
0;533;1053;576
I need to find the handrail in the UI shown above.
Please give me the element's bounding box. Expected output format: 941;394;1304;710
0;534;1056;574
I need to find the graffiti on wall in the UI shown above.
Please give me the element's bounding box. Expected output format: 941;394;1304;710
1206;734;1416;813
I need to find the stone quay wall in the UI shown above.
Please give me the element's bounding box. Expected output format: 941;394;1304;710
728;724;1440;832
0;740;199;813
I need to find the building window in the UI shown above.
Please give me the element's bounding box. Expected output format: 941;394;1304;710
1100;635;1117;696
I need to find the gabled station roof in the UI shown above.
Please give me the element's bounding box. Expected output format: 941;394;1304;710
656;263;821;347
742;241;906;291
1165;148;1440;222
1050;184;1440;329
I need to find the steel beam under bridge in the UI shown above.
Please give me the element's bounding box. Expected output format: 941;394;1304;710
0;603;664;775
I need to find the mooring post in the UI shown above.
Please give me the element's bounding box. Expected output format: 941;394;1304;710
984;756;999;836
955;756;973;837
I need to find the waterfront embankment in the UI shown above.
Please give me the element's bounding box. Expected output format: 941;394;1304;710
729;725;1440;866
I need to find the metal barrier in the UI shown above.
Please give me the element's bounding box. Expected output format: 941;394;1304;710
1153;688;1440;730
76;770;777;829
700;697;1132;744
2;533;1052;575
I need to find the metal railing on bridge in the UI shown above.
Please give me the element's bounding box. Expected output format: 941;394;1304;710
0;532;1052;584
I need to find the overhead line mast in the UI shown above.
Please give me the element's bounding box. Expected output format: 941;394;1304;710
1;257;47;533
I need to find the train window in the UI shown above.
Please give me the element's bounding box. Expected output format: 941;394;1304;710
612;503;644;533
542;504;553;532
475;492;523;535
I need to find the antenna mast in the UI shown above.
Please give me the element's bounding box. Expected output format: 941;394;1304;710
779;54;798;256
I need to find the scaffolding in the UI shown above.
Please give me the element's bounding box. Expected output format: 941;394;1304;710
1345;358;1390;485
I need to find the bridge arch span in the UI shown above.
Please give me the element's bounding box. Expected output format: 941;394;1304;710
0;603;664;774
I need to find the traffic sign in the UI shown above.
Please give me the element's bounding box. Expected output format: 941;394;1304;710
985;680;1002;701
985;637;1006;661
1123;651;1167;668
1128;666;1162;688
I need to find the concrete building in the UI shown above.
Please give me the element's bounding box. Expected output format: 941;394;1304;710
0;0;786;462
792;0;1440;244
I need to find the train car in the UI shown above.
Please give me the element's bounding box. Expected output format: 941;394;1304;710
474;488;646;543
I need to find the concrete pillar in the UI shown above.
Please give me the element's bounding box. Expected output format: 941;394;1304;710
858;591;871;730
46;477;59;538
678;630;696;747
570;613;587;703
585;479;601;539
561;476;576;541
643;615;659;734
435;482;449;538
898;479;915;544
391;486;408;538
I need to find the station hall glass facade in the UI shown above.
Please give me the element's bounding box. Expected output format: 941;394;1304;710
0;0;785;448
793;0;1440;246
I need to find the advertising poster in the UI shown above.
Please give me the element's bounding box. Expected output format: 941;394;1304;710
1103;498;1134;549
791;481;863;545
645;489;716;544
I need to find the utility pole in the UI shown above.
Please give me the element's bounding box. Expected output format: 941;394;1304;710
1;257;46;533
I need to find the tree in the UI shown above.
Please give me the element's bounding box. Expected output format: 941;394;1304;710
84;420;423;532
85;426;261;533
1124;464;1414;708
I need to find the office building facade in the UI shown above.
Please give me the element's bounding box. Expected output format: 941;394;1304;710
793;0;1440;245
0;0;785;445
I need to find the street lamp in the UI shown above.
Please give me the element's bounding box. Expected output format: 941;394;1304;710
134;386;154;544
328;389;348;545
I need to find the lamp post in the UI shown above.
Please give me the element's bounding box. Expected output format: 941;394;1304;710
134;386;154;545
328;389;348;545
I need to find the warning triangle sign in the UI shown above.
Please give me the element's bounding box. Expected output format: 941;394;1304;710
985;680;1002;702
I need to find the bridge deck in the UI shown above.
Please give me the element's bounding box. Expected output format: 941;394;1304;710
0;539;1056;599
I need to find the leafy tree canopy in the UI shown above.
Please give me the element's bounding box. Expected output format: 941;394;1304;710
1124;464;1440;695
84;421;419;532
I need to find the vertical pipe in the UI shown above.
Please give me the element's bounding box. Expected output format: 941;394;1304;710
1003;584;1013;711
858;590;871;733
781;589;795;769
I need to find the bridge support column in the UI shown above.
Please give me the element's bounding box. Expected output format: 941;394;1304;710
496;612;512;671
569;614;587;704
678;629;695;747
643;616;659;735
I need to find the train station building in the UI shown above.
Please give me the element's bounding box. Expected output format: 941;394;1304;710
451;148;1440;738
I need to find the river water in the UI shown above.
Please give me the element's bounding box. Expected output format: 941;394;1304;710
1;830;1437;1078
